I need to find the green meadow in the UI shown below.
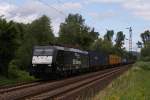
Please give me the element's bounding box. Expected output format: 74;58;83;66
94;61;150;100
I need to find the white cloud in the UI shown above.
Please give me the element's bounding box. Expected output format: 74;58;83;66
86;0;150;20
0;1;41;23
86;0;125;4
51;17;66;37
54;2;82;10
10;14;38;23
123;0;150;20
0;1;83;35
0;2;16;19
89;11;116;20
9;1;61;23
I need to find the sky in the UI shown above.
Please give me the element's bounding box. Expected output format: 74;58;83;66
0;0;150;51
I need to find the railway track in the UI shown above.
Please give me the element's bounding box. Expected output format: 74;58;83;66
0;65;130;100
55;66;129;100
0;81;43;94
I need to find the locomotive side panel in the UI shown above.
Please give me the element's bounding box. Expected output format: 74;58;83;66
55;50;89;72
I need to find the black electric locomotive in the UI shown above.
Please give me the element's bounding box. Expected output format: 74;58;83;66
30;45;89;78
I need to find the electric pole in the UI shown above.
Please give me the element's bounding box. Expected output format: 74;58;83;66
126;27;132;52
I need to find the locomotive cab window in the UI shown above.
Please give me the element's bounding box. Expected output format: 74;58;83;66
33;48;53;56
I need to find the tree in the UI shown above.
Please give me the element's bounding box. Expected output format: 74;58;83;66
91;37;115;54
115;31;125;49
0;18;19;76
136;41;142;48
140;30;150;61
28;15;54;44
90;38;103;51
104;30;114;43
58;13;99;49
141;46;150;61
98;30;114;54
141;30;150;48
15;15;55;70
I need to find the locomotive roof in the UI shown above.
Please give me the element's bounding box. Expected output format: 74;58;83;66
34;45;88;54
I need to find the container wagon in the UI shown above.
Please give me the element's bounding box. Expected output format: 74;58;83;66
109;55;121;66
89;51;108;71
30;45;133;79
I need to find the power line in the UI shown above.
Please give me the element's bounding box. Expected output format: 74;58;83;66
37;0;67;17
55;0;67;16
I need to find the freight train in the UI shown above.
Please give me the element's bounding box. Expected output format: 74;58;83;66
30;45;133;79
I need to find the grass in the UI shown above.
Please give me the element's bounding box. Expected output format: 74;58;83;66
93;61;150;100
0;70;36;86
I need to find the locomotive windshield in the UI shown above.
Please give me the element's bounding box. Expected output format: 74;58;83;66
33;47;53;56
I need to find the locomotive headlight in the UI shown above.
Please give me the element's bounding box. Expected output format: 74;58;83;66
32;64;37;67
48;64;51;67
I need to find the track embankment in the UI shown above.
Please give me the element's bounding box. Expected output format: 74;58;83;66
0;65;130;100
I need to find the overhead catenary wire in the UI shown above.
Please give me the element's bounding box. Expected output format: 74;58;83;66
37;0;67;17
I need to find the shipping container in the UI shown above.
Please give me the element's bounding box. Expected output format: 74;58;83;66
89;51;108;68
109;55;121;65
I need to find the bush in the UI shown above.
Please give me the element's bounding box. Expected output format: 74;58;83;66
0;69;35;85
8;60;20;78
8;60;35;81
141;57;150;62
135;61;150;71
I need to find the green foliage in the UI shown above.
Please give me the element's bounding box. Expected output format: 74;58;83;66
15;15;55;70
140;54;150;62
0;18;19;76
0;70;36;86
94;62;150;100
135;61;150;70
115;31;125;49
104;30;114;43
140;30;150;61
0;15;55;77
0;59;36;85
90;38;103;51
141;47;150;57
8;60;20;78
28;15;54;44
58;13;99;49
91;31;126;56
141;30;150;47
136;41;142;48
90;30;115;54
